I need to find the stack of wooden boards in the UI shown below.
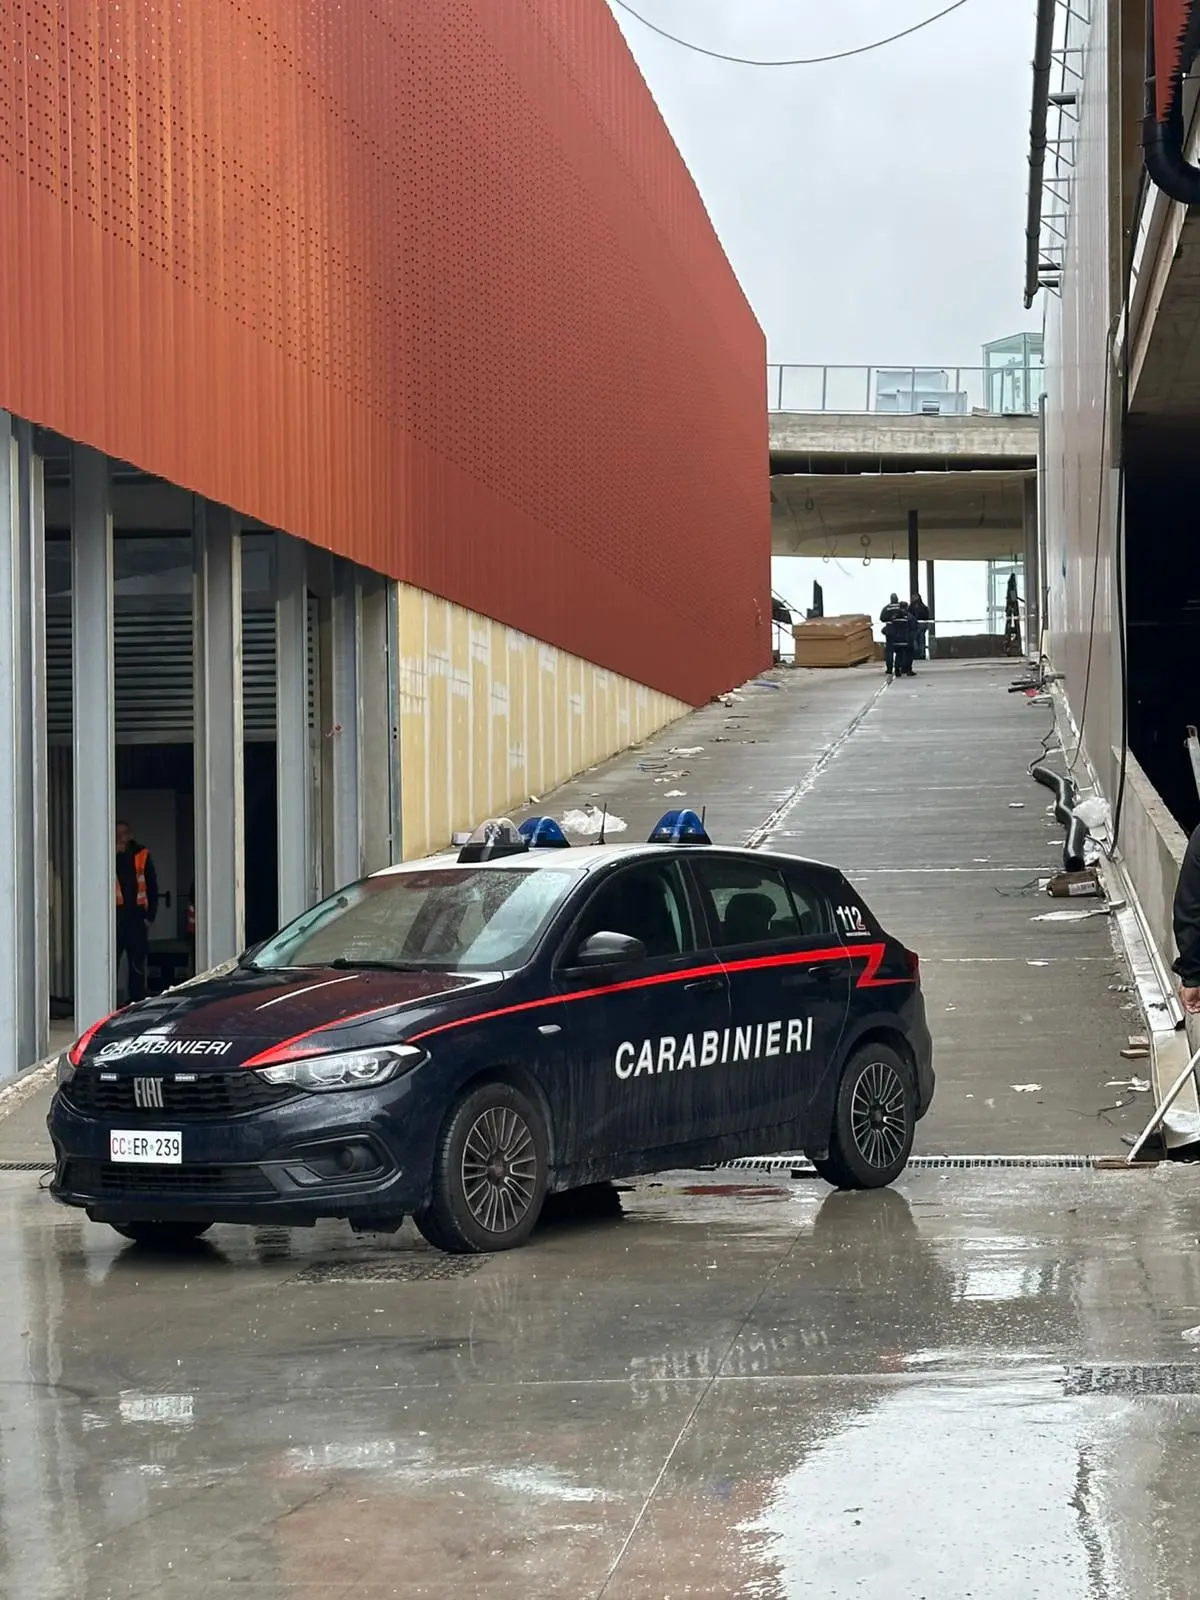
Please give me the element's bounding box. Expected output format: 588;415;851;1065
791;614;875;668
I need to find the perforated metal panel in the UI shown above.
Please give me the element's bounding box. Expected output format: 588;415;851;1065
0;0;769;706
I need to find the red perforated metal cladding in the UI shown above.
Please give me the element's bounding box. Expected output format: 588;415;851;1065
0;0;768;704
1154;0;1195;119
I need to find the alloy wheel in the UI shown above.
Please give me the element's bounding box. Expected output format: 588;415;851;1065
460;1105;538;1235
849;1059;909;1170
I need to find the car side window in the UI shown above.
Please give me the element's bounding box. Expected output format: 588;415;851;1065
570;863;694;960
693;858;828;948
779;867;834;938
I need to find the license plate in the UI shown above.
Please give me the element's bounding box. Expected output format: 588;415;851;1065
109;1130;182;1165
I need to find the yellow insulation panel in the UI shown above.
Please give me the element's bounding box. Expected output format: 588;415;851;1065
397;585;688;860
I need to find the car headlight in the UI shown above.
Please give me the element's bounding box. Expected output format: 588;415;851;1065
254;1045;425;1091
55;1052;74;1088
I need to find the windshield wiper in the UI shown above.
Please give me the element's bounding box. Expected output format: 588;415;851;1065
327;957;426;972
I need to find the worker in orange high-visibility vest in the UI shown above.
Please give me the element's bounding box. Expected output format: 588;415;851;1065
115;820;158;1003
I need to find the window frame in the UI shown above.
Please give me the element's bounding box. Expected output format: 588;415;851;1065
553;857;700;974
688;853;833;952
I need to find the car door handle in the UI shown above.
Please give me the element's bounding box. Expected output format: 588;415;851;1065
684;976;725;994
794;962;851;984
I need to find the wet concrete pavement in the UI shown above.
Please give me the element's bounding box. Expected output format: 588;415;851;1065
0;659;1189;1598
6;1166;1200;1598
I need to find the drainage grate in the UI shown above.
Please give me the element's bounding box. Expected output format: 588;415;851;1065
1064;1364;1200;1397
0;1161;52;1172
720;1154;1097;1173
289;1255;487;1284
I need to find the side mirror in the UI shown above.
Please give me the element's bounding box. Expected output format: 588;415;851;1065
567;931;647;976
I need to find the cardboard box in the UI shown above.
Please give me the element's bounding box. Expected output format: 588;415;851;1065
792;614;875;668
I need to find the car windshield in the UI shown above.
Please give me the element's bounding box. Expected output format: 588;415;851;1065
250;867;582;973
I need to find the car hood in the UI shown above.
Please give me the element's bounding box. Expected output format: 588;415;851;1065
80;967;499;1070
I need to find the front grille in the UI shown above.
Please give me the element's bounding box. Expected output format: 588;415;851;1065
63;1070;298;1119
62;1160;276;1197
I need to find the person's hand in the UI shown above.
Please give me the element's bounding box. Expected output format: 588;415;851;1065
1181;984;1200;1015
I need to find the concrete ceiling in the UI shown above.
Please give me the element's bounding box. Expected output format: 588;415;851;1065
771;469;1033;562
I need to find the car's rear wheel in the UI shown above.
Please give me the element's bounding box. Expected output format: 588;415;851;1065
109;1220;213;1248
813;1043;915;1190
414;1082;549;1254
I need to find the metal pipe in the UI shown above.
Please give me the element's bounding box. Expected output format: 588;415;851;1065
1024;0;1058;309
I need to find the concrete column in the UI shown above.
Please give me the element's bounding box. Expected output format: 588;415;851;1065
329;555;363;890
274;531;311;925
70;446;115;1033
360;573;401;874
193;500;245;966
925;560;936;660
907;509;920;600
15;422;48;1063
1022;476;1041;656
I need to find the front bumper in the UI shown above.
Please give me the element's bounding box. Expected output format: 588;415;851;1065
47;1078;437;1226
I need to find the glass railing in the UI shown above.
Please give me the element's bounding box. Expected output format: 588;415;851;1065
767;364;1046;416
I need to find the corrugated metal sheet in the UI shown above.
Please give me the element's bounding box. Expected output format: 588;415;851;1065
0;0;769;706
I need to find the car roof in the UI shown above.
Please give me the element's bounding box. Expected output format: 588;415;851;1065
369;842;840;879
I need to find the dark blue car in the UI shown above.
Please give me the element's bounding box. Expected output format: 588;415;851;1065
48;812;934;1253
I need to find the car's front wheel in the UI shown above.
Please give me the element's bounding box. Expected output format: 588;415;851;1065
813;1043;915;1190
109;1220;214;1248
414;1081;549;1254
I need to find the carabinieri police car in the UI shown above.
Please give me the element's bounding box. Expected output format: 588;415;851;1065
48;810;934;1253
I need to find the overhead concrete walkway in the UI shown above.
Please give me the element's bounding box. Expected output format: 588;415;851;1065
768;409;1038;564
0;660;1142;1168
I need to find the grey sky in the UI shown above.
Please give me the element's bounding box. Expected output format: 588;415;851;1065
607;0;1040;634
606;0;1040;363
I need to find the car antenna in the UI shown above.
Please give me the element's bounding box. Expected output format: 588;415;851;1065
595;803;608;846
700;806;707;833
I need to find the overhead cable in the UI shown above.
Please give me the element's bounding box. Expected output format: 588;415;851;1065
608;0;976;67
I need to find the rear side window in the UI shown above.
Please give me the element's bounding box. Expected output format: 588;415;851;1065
693;858;831;949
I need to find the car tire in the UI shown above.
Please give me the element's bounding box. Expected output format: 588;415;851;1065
414;1081;549;1254
109;1220;214;1248
812;1043;915;1190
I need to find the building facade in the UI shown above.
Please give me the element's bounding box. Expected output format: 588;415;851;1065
0;0;769;1075
1029;0;1200;1046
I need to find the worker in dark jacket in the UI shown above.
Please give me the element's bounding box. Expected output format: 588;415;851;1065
116;820;158;1003
910;592;931;660
1175;825;1200;1013
880;594;909;678
881;595;916;679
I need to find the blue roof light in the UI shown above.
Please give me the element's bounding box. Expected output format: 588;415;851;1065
518;816;571;849
648;808;711;846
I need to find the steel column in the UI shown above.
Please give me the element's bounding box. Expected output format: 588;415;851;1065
274;532;311;924
330;556;363;891
907;509;920;600
1022;475;1041;655
70;445;115;1034
0;419;21;1078
359;574;402;874
925;559;936;660
15;422;48;1063
193;500;245;967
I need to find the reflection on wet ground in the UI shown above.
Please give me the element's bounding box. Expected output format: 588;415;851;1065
6;1167;1200;1598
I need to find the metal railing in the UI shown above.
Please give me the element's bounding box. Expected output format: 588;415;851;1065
767;364;1047;416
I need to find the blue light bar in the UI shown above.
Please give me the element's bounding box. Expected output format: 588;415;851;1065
518;816;571;849
648;808;711;846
